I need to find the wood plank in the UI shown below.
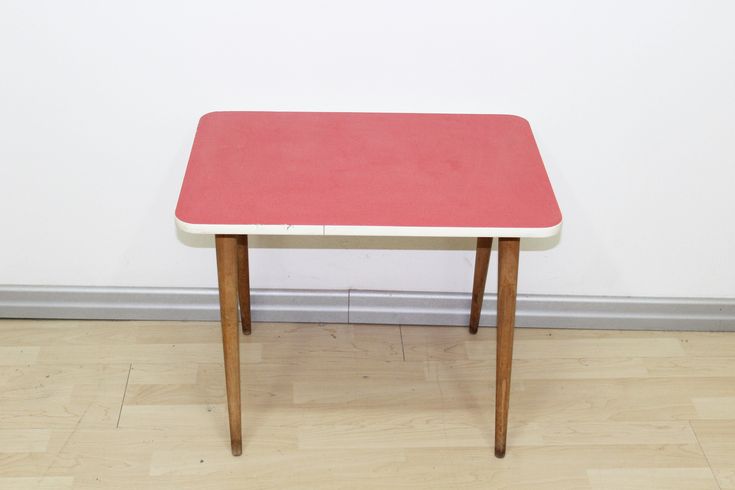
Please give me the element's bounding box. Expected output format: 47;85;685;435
1;320;734;489
0;477;73;490
128;363;199;385
425;357;648;381
36;343;261;365
0;429;51;453
587;468;718;490
690;420;735;489
0;346;39;365
693;397;735;419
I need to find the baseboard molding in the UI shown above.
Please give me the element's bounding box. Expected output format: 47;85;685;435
1;285;734;331
0;286;348;323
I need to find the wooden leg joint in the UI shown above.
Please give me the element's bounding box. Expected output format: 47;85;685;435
469;237;493;334
237;235;252;335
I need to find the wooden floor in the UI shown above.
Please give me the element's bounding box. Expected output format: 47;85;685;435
1;320;734;489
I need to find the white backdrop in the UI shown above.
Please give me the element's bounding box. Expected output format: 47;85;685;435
1;1;734;298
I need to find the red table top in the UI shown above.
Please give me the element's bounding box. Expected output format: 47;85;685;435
175;112;561;237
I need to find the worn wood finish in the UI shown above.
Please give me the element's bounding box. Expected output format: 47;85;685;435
469;237;493;334
236;235;252;335
495;237;520;458
215;234;242;456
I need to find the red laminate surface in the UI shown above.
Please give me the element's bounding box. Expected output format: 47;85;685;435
176;112;561;233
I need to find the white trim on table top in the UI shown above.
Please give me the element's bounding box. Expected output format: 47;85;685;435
175;216;562;238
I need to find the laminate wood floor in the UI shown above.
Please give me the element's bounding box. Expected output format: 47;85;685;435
1;320;733;489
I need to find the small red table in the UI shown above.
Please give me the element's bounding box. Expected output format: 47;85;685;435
176;111;562;458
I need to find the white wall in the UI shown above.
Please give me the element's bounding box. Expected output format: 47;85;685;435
1;1;734;298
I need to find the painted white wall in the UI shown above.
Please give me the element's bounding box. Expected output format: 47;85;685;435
1;1;734;298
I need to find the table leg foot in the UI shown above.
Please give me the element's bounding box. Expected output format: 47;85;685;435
469;237;492;334
231;439;243;457
237;235;252;336
495;237;519;458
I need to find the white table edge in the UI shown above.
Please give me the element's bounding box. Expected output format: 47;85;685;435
175;216;562;238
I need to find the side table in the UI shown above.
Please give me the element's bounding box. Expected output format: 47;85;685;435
175;111;562;458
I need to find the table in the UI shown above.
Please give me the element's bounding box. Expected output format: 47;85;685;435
175;111;562;458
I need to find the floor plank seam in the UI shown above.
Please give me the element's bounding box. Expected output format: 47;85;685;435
116;362;132;429
39;403;93;481
689;419;722;490
399;324;406;361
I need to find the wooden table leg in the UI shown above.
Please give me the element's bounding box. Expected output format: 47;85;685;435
495;237;519;458
237;235;252;335
215;234;242;456
469;237;493;334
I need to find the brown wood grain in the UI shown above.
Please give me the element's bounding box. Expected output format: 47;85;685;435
469;237;493;334
236;235;252;335
215;234;242;456
495;237;520;458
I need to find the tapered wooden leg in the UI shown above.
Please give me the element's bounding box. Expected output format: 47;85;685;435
469;237;493;334
215;234;242;456
236;235;252;335
495;237;520;458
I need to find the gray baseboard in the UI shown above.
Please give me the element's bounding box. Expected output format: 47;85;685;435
0;285;734;331
0;286;348;323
